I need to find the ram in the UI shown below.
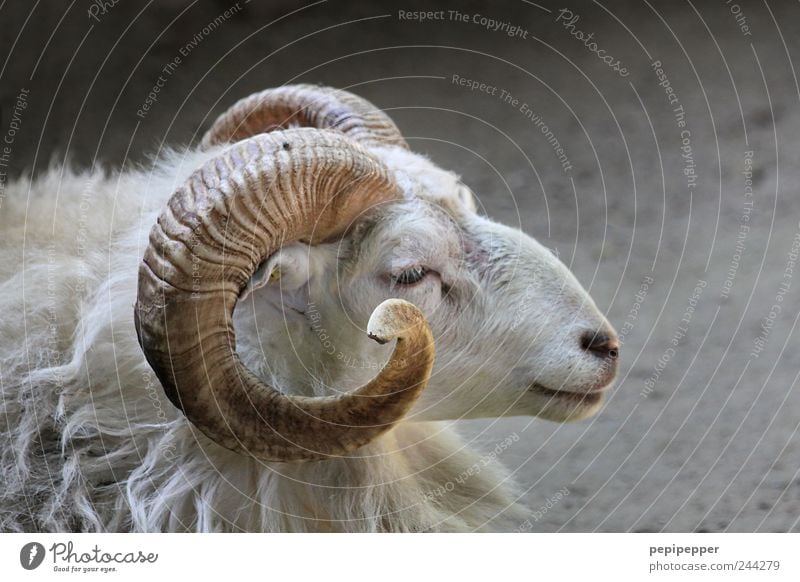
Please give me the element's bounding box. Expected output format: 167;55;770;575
0;85;618;532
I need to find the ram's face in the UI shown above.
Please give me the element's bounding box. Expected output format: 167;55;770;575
341;214;617;424
144;84;617;461
245;152;618;424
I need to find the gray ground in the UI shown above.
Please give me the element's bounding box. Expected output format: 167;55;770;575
2;0;799;532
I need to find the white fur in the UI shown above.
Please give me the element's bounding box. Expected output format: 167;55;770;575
0;142;614;532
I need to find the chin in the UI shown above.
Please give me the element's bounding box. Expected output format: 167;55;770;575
527;383;609;422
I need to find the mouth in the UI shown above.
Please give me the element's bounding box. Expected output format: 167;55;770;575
528;383;605;406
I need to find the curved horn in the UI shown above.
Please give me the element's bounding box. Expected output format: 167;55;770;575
135;128;433;462
201;84;408;150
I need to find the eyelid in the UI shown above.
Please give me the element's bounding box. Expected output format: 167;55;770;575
388;258;422;274
392;265;429;286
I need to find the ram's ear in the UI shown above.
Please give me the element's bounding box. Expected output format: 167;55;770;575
240;242;312;300
456;183;478;214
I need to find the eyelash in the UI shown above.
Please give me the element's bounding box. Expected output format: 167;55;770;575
392;266;429;286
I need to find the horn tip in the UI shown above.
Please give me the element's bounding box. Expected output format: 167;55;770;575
367;298;424;343
367;331;390;345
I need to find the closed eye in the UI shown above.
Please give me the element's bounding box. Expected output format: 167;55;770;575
392;266;429;286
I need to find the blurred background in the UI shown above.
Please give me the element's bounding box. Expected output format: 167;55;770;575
2;0;799;532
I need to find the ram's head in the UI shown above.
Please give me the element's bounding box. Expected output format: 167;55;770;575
135;85;618;462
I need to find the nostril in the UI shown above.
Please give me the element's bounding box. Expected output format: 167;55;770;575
580;331;619;360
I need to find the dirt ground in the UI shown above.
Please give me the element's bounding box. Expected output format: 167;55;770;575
1;0;799;531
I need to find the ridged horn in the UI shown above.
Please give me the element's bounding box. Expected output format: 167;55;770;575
135;128;433;462
201;84;408;150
